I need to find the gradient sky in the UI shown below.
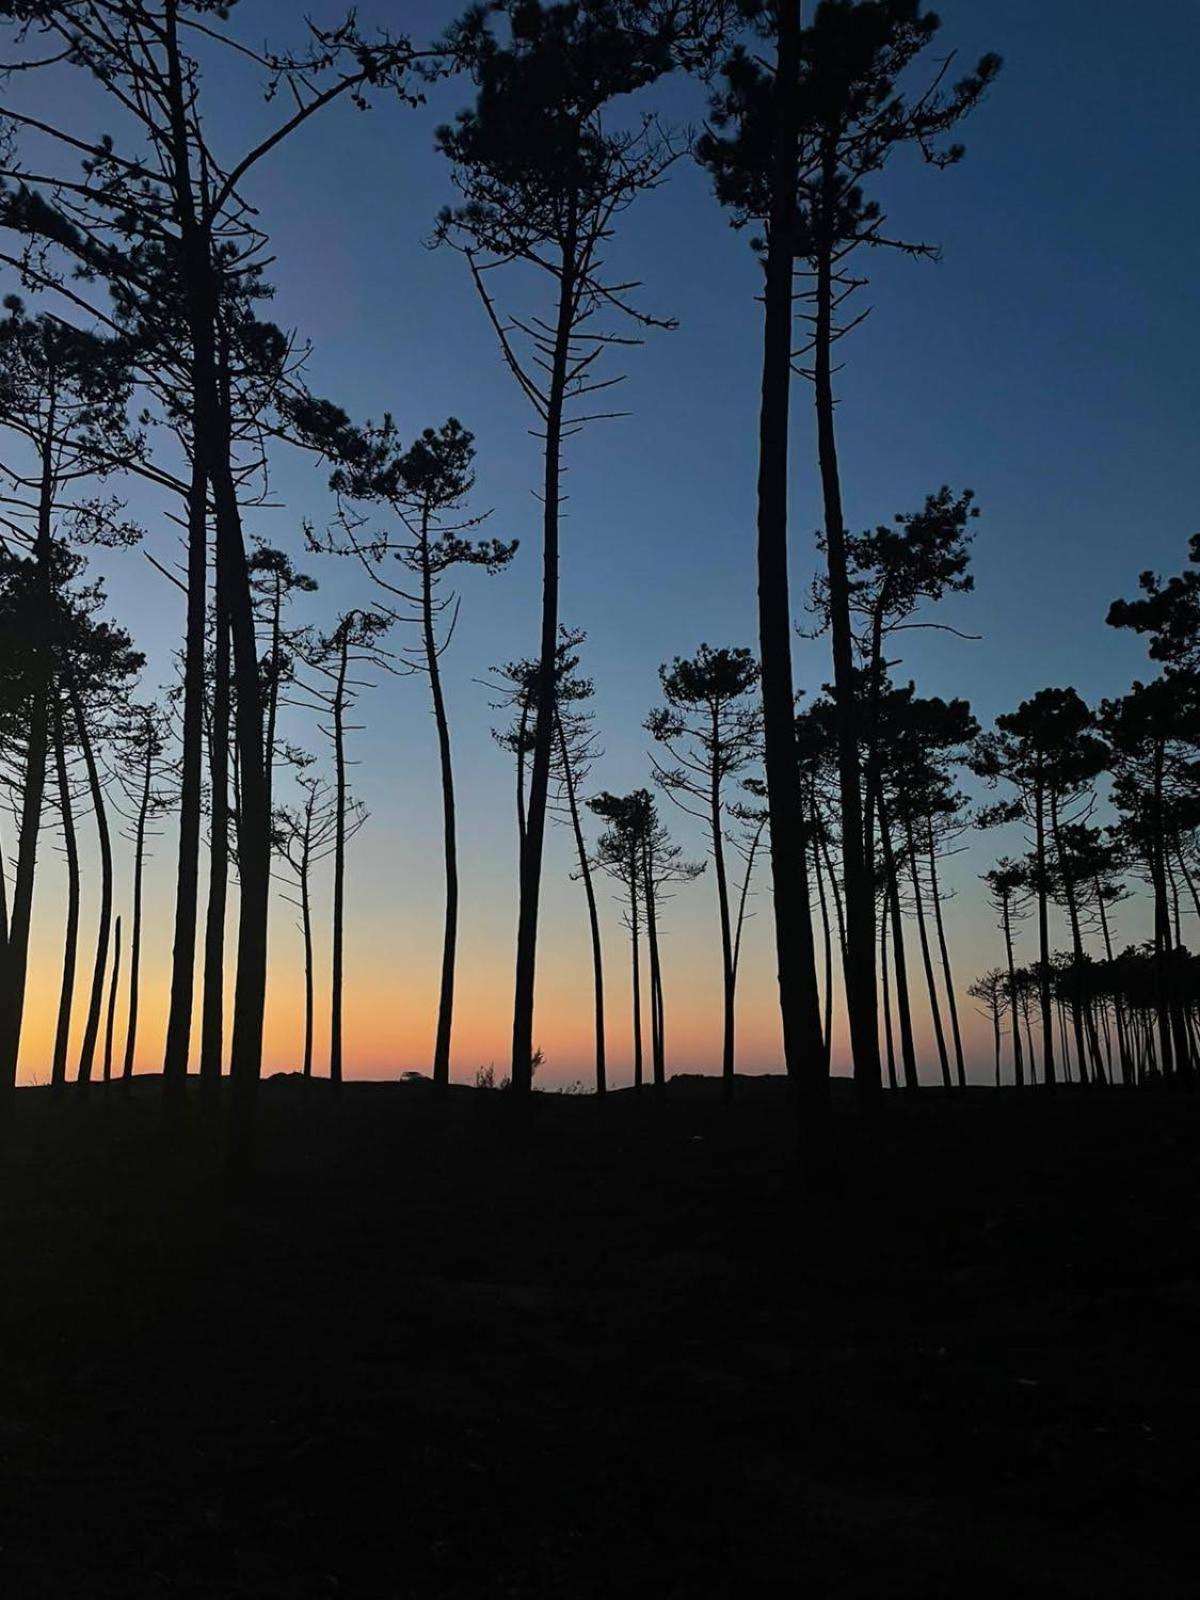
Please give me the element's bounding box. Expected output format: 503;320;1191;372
8;0;1200;1087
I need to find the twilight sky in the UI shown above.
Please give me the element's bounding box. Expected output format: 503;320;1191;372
10;0;1200;1086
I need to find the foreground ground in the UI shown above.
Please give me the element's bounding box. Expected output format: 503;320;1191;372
0;1075;1196;1597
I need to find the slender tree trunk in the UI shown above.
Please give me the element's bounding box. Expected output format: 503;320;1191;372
814;139;880;1111
557;713;605;1096
643;840;665;1098
709;710;736;1101
1033;769;1056;1087
423;536;458;1091
992;1000;1001;1086
123;736;152;1085
629;859;643;1094
103;916;122;1086
71;684;112;1092
880;904;897;1091
1049;791;1098;1084
51;695;79;1098
927;823;966;1088
756;0;832;1176
330;634;349;1089
878;795;917;1090
820;815;848;967
905;812;951;1089
1095;878;1133;1085
300;811;314;1082
1001;895;1024;1087
0;425;55;1104
811;821;834;1070
510;212;577;1097
200;552;230;1094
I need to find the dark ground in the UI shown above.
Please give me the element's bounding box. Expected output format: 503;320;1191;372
0;1075;1197;1598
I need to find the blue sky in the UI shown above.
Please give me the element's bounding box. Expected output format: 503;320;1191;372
8;0;1199;1083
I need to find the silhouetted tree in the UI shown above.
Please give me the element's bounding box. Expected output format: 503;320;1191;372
112;702;174;1086
646;643;760;1098
438;0;684;1095
275;774;360;1084
701;0;997;1119
968;968;1007;1086
591;789;655;1093
983;858;1029;1086
297;611;390;1088
311;415;515;1089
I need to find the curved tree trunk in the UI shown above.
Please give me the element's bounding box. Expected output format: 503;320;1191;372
423;537;458;1092
71;683;113;1093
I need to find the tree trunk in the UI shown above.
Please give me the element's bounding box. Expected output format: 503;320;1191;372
878;794;917;1090
123;734;152;1085
926;823;967;1088
1033;768;1056;1087
811;820;834;1070
51;695;79;1098
557;712;605;1096
71;683;112;1092
103;916;122;1085
200;549;230;1094
330;634;349;1089
300;810;314;1082
756;0;833;1178
630;847;643;1093
162;450;209;1104
510;210;577;1097
814;137;881;1111
423;533;458;1092
1001;896;1024;1087
880;904;897;1091
0;426;55;1104
710;708;736;1101
905;812;952;1089
643;839;665;1098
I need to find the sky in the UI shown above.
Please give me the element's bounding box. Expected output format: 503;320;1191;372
7;0;1200;1087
